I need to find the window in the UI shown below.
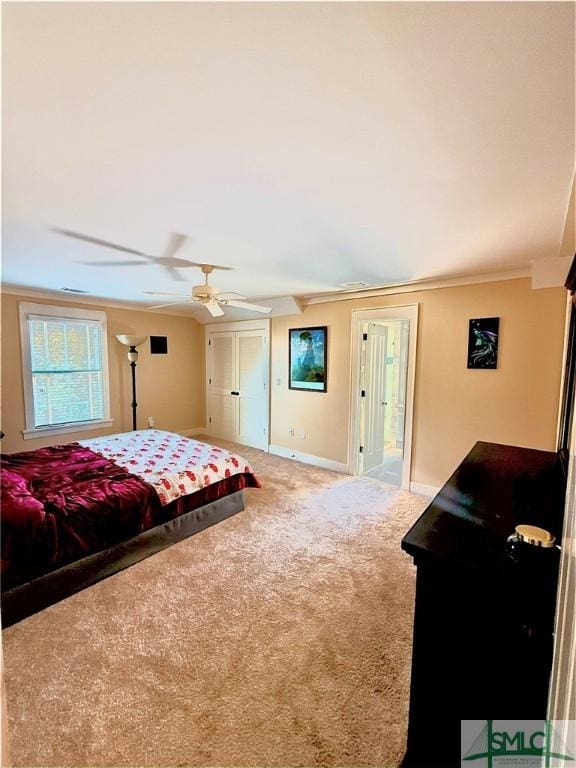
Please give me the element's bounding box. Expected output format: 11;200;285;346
19;302;112;438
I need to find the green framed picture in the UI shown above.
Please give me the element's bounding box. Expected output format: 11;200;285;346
289;326;327;392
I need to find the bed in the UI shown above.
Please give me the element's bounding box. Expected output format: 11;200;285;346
1;429;260;627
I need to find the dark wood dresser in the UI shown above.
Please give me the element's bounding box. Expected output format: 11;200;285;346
401;441;566;768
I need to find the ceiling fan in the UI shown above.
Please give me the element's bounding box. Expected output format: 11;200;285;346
52;228;220;282
144;264;272;318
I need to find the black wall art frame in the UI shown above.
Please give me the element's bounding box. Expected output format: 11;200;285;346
150;336;168;354
467;317;499;369
289;326;327;392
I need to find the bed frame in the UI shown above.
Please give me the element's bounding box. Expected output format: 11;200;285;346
1;489;245;628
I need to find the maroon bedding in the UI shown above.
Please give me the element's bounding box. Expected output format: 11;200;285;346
1;440;259;591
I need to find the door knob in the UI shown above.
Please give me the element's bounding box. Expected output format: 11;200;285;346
230;391;239;396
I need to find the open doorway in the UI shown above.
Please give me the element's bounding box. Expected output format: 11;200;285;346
350;305;418;488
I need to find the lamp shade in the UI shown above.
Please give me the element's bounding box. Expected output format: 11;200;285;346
116;334;147;348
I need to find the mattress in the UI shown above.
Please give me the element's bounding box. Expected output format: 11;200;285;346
1;430;260;592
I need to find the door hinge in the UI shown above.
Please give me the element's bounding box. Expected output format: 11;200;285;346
209;417;212;424
208;339;211;346
361;389;366;398
209;378;212;385
359;445;364;453
362;332;368;341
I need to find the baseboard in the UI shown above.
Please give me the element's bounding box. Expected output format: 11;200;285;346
268;444;349;474
179;427;207;437
409;481;441;498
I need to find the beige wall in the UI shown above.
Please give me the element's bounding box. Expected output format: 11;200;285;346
271;278;566;487
0;292;205;454
1;279;567;489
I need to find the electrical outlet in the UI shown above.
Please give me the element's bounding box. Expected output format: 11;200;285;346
289;427;295;436
148;416;155;428
299;431;306;439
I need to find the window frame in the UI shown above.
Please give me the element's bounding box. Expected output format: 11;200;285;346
19;302;113;439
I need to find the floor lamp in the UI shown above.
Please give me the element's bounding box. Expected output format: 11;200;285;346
116;335;148;430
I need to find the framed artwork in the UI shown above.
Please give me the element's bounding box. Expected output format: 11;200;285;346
150;336;168;354
467;317;499;369
289;326;327;392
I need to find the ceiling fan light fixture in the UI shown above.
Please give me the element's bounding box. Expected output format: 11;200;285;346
144;263;271;316
193;284;217;298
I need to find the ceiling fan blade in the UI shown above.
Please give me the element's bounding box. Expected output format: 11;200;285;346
52;228;152;258
205;300;225;317
160;266;185;282
162;233;188;261
147;301;193;310
220;299;272;314
83;260;149;267
142;290;190;297
186;261;234;271
215;291;247;300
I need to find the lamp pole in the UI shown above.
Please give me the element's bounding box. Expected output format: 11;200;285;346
115;335;148;431
128;345;138;431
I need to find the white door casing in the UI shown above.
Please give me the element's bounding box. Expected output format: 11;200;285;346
548;386;576;729
349;304;418;489
206;319;270;450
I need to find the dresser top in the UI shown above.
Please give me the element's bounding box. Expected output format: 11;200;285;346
401;441;565;569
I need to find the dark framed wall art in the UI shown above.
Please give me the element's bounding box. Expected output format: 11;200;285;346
289;326;327;392
150;336;168;354
467;317;499;369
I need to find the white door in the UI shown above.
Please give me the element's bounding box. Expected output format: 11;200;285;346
207;328;268;450
360;323;388;474
208;332;237;440
237;330;267;449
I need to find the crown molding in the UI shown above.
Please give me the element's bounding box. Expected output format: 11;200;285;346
0;284;201;320
2;266;532;316
301;267;531;306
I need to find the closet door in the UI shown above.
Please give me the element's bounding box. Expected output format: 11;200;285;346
207;326;269;449
237;330;267;449
208;332;237;441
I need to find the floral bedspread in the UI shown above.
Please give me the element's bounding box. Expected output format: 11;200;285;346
80;430;259;505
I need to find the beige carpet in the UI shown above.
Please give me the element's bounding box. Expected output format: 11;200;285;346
2;441;428;768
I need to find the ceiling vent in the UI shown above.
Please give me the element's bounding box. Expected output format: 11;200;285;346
338;281;370;290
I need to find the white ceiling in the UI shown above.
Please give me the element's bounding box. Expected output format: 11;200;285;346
2;1;575;319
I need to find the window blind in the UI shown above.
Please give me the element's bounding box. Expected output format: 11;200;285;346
28;316;105;427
